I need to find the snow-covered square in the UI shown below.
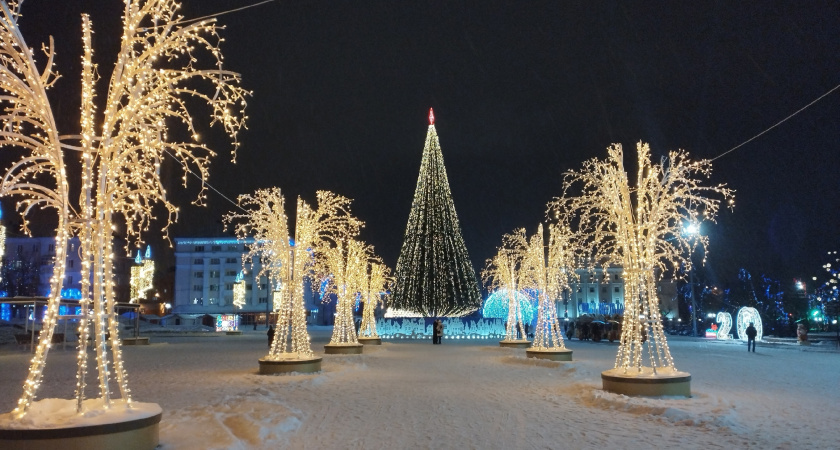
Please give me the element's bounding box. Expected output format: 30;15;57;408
1;327;837;449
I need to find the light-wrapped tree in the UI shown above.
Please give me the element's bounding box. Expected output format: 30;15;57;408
483;229;531;346
358;260;392;341
520;224;578;359
551;142;732;395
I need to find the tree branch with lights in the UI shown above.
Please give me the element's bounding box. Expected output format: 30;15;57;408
483;229;531;342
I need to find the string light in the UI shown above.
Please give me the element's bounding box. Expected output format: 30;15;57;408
391;109;481;317
482;230;529;341
522;224;577;351
715;311;732;340
129;247;154;302
551;142;733;375
482;289;535;324
736;307;762;341
358;261;392;339
0;0;248;418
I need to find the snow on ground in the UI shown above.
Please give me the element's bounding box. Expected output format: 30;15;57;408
0;326;838;449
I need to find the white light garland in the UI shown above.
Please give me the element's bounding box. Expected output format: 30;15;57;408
482;230;529;341
552;142;733;374
715;311;732;340
736;307;762;341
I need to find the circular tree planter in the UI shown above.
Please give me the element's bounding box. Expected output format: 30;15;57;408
499;339;531;349
526;348;572;361
0;400;162;450
324;343;364;354
601;367;691;397
259;357;322;374
357;337;381;345
121;337;150;346
225;331;243;336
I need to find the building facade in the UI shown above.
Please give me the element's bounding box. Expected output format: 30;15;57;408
2;236;84;298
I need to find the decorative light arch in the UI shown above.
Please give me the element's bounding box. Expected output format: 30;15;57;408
736;307;762;341
482;289;536;324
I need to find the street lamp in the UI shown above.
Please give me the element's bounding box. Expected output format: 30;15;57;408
684;222;700;337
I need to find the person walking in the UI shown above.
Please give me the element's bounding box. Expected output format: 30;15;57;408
435;320;444;344
267;325;275;348
746;322;757;352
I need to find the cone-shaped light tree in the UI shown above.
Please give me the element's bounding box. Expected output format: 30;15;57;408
483;229;530;342
358;260;392;339
391;109;481;317
520;224;578;350
551;142;733;376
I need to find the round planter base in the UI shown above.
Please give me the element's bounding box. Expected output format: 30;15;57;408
357;337;382;345
499;340;531;348
225;331;243;336
601;368;691;397
526;348;572;361
0;410;161;450
259;357;322;374
324;343;364;354
121;337;150;346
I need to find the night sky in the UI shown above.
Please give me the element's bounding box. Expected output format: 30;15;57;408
4;1;839;292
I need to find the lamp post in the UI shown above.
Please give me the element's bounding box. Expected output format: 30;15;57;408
684;223;700;337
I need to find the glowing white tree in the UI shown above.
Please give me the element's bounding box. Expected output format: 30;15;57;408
358;260;392;339
0;1;72;418
317;239;370;345
483;229;530;342
0;0;247;418
520;224;578;350
552;142;733;375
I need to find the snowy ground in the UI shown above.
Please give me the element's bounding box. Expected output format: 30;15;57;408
0;327;838;449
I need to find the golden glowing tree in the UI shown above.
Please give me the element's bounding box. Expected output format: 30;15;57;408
520;224;578;350
0;0;248;419
0;1;73;419
358;260;392;339
552;142;733;375
316;239;370;346
483;229;531;342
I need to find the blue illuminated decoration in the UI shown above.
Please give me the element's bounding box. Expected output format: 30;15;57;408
319;277;330;300
354;292;362;311
135;250;143;264
60;288;82;300
482;289;536;323
144;246;151;259
235;271;244;283
1;303;10;321
59;305;82;316
289;239;295;247
0;290;8;298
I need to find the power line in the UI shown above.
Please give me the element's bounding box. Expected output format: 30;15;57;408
711;83;840;162
162;149;246;213
181;0;276;26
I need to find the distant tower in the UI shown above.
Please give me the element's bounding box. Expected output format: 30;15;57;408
391;109;481;317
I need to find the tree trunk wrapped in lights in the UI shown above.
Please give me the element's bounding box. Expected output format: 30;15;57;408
483;229;530;342
0;0;248;419
520;224;578;350
316;240;371;345
552;142;733;376
358;261;392;339
391;109;481;317
0;1;72;418
226;189;363;358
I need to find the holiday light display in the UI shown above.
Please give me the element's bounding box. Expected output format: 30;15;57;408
483;229;530;342
233;271;246;309
552;142;733;376
225;189;363;359
129;246;155;302
317;239;370;345
482;289;536;324
521;224;578;350
716;312;733;340
358;261;392;339
391;109;481;317
736;307;762;341
0;1;72;417
0;0;248;419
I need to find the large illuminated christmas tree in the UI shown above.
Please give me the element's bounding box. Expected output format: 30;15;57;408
391;109;481;317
